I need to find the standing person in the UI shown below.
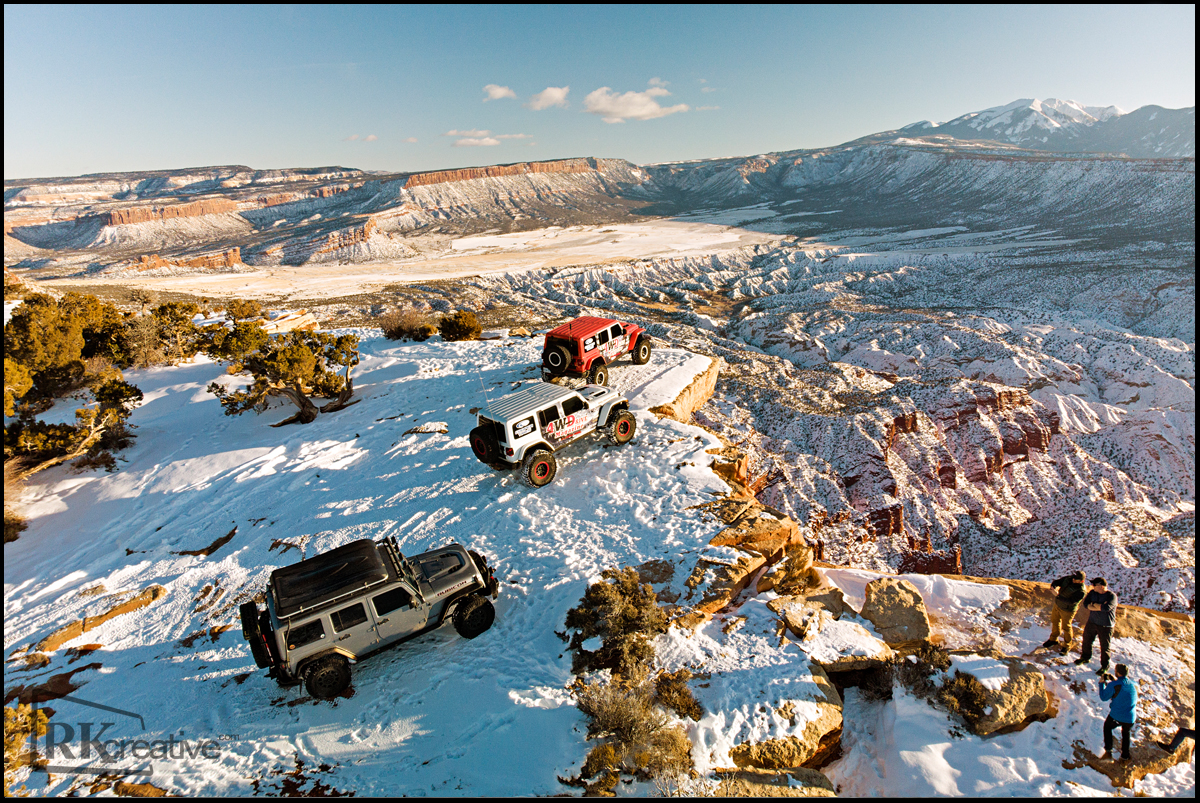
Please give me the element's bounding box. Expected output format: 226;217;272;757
1098;664;1137;761
1043;570;1087;654
1074;577;1118;673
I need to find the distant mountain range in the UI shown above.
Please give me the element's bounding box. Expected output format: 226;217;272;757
895;98;1194;158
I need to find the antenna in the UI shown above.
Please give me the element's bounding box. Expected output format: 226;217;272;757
473;362;498;418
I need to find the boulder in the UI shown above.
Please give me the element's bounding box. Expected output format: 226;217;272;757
716;767;836;797
710;504;801;562
729;663;843;770
1065;738;1195;789
945;651;1052;736
773;601;894;673
682;551;767;618
757;541;820;595
859;578;931;648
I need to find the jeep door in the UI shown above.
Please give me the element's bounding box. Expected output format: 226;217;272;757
539;398;596;447
328;601;377;656
369;584;429;646
598;323;626;361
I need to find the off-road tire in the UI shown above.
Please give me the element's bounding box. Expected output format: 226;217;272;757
606;410;637;445
589;363;610;386
452;595;496;639
544;344;571;373
521;449;558;488
240;602;272;668
470;425;500;464
632;336;652;365
304;654;351;699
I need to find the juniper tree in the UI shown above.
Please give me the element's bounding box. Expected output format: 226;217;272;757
151;302;202;363
207;331;360;426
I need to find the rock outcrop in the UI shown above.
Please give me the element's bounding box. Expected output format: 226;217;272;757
135;247;241;271
98;199;238;226
36;585;168;653
716;767;836;797
947;651;1053;736
728;663;843;770
648;356;722;423
403;158;598;188
859;577;931;648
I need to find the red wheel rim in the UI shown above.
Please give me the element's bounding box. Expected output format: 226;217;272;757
535;461;549;478
618;421;630;436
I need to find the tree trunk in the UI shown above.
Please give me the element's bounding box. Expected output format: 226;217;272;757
319;377;357;413
268;382;319;426
11;417;110;482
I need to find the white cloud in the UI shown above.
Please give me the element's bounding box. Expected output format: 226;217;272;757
452;137;501;147
344;134;360;141
583;84;689;123
701;86;717;93
443;129;491;137
364;134;378;141
526;86;569;110
483;84;517;101
403;137;418;143
648;77;669;88
496;133;531;139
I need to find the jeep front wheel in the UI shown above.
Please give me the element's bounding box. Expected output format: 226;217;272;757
452;595;496;639
304;655;351;699
632;337;652;365
589;363;609;386
607;410;637;445
521;449;558;487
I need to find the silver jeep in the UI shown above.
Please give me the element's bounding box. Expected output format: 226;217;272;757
469;382;636;487
240;536;500;699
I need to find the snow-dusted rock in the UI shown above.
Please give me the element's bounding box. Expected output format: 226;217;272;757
945;652;1051;736
859;577;931;647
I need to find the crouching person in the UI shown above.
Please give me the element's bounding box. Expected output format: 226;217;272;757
1044;570;1086;654
1099;664;1137;762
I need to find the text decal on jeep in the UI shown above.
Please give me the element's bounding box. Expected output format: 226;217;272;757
545;411;595;442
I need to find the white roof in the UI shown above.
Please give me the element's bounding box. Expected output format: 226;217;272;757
479;382;577;420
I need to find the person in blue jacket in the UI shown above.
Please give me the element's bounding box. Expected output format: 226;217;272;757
1098;663;1137;761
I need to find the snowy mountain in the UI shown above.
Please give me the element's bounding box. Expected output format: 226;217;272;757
899;98;1195;158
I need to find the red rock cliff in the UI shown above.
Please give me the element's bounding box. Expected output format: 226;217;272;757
100;199;239;226
136;248;241;270
404;158;597;188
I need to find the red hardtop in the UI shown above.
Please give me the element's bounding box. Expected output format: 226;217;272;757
546;316;620;340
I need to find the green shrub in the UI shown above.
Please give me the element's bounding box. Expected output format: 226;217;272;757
438;310;481;342
896;643;952;699
938;671;989;724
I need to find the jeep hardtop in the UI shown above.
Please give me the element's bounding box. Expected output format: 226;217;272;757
469;381;636;487
541;316;652;386
240;536;499;699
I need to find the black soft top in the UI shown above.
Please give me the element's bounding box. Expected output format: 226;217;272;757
270;539;391;618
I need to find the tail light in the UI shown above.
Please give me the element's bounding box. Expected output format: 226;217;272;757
506;448;514;456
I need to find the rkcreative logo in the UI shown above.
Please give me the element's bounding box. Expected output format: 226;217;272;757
20;694;234;777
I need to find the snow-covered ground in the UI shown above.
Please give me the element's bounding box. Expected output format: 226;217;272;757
3;334;731;795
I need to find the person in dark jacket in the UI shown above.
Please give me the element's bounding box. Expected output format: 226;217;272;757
1074;577;1118;673
1043;570;1086;654
1098;664;1137;760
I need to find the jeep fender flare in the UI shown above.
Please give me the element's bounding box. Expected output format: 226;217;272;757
294;647;356;680
437;584;489;626
599;400;630;427
515;440;554;461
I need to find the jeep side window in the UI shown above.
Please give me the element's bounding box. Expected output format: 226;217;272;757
610;325;622;339
583;336;597;352
512;416;535;439
331;603;368;632
562;396;584;416
372;586;412;616
287;619;325;650
598;329;610;345
538;406;561;429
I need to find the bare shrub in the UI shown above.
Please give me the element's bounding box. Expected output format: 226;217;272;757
858;662;896;702
379;308;438;341
577;677;668;746
565;567;668;678
896;643;952;699
655;668;705;721
632;726;693;778
438;310;481;342
938;671;989;726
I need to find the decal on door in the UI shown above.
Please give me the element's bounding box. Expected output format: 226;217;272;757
543;411;597;443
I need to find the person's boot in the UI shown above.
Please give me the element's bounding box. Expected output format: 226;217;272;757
1042;639;1057;649
1097;664;1109;675
1060;644;1071;656
1074;657;1089;665
1099;750;1112;761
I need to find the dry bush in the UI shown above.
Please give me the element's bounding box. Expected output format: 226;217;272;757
576;677;668;746
4;703;48;795
379;308;438;341
4;464;28;544
438;310;481;342
655;669;705;721
938;671;989;725
896;643;952;699
858;662;896;702
632;726;693;779
565;567;669;677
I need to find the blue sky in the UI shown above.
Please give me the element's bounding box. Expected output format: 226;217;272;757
3;4;1195;178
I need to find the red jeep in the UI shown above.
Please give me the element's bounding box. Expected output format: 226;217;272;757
541;316;652;385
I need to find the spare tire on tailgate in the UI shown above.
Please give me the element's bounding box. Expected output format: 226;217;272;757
543;344;571;373
470;424;501;463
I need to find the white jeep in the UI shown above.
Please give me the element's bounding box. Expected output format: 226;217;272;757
469;382;637;487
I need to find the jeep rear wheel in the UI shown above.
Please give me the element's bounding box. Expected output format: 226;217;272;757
452;595;496;639
589;363;609;386
632;337;652;365
521;449;558;487
607;410;637;445
544;344;571;373
470;425;500;464
304;655;351;699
